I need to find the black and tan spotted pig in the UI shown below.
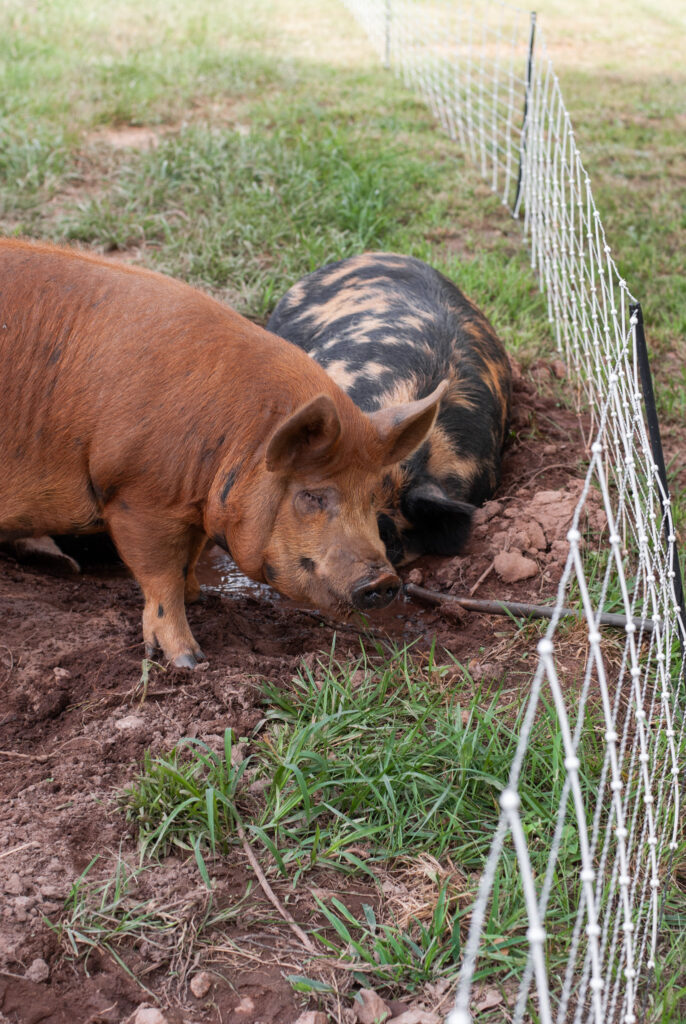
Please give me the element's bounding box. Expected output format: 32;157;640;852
267;252;512;565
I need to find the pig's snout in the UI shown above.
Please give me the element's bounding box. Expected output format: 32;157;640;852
351;569;401;611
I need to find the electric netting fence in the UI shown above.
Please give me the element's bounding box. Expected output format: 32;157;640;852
340;2;685;1022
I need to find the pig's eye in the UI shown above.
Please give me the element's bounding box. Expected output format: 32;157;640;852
295;489;329;514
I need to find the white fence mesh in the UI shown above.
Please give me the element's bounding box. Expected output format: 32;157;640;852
340;2;685;1022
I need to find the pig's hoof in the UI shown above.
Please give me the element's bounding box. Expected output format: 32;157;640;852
172;648;207;670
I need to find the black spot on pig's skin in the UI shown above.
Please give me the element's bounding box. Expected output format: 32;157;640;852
300;557;315;573
220;467;239;505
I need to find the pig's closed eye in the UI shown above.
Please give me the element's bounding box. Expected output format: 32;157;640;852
295;490;329;514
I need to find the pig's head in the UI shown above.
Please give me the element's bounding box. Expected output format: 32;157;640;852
205;381;447;614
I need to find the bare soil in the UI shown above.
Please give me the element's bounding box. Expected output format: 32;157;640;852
0;363;615;1024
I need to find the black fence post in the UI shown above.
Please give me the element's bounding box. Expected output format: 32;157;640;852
513;11;536;217
631;301;685;654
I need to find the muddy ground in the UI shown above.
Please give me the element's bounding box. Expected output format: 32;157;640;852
0;362;630;1024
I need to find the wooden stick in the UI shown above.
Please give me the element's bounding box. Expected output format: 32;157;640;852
404;583;654;632
0;841;40;860
236;824;318;955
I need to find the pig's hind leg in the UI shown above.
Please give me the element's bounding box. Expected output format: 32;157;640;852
106;507;207;668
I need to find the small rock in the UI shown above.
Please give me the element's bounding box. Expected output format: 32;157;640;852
133;1008;169;1024
406;568;423;586
25;957;49;983
354;988;391;1023
190;970;212;999
114;714;146;732
5;873;23;895
494;551;538;584
234;996;255;1014
292;1012;329;1024
551;359;566;379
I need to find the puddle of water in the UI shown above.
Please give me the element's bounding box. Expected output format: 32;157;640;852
196;545;276;600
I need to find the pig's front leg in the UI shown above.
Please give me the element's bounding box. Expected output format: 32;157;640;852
183;528;208;605
106;507;207;668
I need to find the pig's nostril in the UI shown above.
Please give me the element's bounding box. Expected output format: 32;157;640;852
351;573;401;611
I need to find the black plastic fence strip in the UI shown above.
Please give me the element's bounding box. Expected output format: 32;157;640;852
513;9;537;216
631;301;686;654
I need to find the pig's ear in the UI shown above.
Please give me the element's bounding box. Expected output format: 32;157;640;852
370;380;448;466
266;394;342;472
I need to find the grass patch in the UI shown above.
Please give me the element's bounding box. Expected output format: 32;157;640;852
117;644;606;996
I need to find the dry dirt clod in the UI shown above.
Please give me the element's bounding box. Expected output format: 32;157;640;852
292;1012;330;1024
189;970;212;999
5;873;23;895
24;957;49;983
472;500;502;525
114;714;146;732
494;550;538;583
439;601;466;625
132;1007;169;1024
233;996;256;1014
354;987;391;1023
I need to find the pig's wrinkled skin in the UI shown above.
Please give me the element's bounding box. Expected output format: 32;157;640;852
0;239;446;667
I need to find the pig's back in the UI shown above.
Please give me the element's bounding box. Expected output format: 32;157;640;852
267;251;511;506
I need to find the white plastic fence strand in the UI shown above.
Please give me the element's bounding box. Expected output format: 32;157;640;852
339;3;685;1022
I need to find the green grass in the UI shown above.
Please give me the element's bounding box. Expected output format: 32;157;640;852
117;644;606;996
51;853;249;985
0;0;550;359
